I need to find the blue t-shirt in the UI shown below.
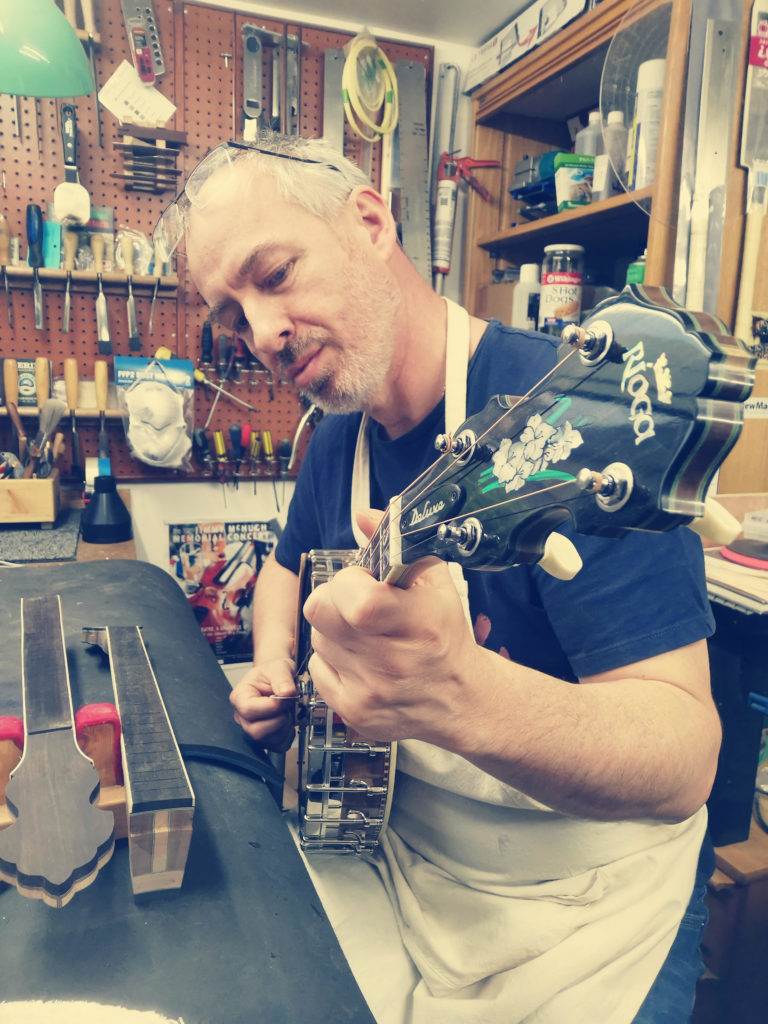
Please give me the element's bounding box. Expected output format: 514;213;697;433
276;321;715;681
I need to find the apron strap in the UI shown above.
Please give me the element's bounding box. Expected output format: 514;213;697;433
350;298;474;630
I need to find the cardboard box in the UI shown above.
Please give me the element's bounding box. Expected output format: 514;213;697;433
554;152;595;211
0;468;60;524
476;282;517;322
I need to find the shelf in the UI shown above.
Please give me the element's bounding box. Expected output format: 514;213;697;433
0;407;123;420
0;267;178;297
478;187;654;261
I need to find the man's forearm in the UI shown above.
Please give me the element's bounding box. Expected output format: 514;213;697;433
251;552;300;664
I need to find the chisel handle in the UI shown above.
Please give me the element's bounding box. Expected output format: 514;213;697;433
81;0;96;40
3;357;18;407
63;227;78;271
121;235;135;277
62;0;78;29
26;204;43;270
64;357;80;412
94;359;109;413
91;232;105;273
35;357;50;407
0;215;10;266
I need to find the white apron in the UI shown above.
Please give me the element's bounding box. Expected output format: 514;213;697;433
295;297;706;1024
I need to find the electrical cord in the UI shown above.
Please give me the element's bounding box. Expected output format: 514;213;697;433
341;36;399;143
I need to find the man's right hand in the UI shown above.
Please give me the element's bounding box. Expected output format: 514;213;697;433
229;657;297;751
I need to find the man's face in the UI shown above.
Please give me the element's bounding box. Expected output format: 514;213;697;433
186;162;401;414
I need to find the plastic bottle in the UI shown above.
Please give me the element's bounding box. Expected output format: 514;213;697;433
625;249;647;284
573;109;604;156
626;59;666;190
593;110;628;201
510;263;541;332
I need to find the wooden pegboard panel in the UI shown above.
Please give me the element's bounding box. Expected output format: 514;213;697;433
0;1;432;483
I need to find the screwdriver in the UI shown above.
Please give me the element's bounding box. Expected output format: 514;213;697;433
0;214;14;328
212;429;229;497
277;437;292;506
249;429;261;494
194;368;259;414
240;423;252;485
229;423;243;488
261;428;279;511
204;343;237;430
26;204;44;330
200;320;213;366
193;427;214;475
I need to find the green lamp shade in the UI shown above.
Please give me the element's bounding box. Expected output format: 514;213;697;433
0;0;94;97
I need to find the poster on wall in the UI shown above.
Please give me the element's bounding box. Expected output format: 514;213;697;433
168;519;281;663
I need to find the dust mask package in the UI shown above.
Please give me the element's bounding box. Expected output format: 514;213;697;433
114;355;194;470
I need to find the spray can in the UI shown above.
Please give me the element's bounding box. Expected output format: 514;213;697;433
511;263;541;332
626;59;666;190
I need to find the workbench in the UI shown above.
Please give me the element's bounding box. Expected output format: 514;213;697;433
0;560;372;1023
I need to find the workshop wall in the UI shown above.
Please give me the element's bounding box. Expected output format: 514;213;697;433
0;0;433;483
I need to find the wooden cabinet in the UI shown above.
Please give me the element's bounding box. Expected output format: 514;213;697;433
461;0;695;314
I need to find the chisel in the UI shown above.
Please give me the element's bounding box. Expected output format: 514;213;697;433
0;214;13;328
3;359;26;459
62;228;78;332
91;233;111;354
121;235;140;350
64;357;84;482
94;358;110;462
26;204;44;330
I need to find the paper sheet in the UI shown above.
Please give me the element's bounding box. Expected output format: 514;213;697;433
98;61;176;125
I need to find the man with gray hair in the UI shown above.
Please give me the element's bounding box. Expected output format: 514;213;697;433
156;130;718;1024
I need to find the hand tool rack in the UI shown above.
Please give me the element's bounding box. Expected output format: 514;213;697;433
0;0;433;483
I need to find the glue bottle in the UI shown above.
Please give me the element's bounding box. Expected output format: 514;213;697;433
511;263;541;332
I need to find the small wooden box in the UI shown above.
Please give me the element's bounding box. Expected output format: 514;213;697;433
0;468;61;525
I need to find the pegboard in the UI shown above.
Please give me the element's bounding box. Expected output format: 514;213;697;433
0;0;433;483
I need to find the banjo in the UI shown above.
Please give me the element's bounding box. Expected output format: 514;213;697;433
293;285;754;853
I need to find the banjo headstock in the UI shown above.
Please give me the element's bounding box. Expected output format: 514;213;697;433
369;285;755;585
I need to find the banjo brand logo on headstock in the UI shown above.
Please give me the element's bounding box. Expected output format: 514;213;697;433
620;341;673;446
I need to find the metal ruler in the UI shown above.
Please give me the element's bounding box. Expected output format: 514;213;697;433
120;0;166;77
323;49;345;152
394;60;432;283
